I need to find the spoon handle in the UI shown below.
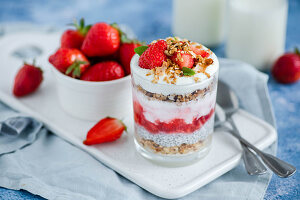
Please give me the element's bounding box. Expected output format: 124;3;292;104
229;120;296;178
241;143;267;175
228;118;267;175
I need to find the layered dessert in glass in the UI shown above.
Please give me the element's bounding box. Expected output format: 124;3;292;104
131;37;219;165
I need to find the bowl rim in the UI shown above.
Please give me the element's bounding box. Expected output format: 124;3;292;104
51;65;131;86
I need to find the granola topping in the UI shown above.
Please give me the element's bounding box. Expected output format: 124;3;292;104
140;37;215;84
131;37;218;88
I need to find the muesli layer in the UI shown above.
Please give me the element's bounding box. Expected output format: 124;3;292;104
136;134;212;155
134;77;216;103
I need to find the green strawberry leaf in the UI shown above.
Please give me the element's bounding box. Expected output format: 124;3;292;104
134;46;148;56
120;34;132;43
67;18;91;36
295;47;300;56
182;67;195;76
66;60;88;78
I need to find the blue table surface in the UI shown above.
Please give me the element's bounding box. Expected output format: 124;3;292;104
0;0;299;199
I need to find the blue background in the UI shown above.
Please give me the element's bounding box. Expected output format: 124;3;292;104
0;0;299;199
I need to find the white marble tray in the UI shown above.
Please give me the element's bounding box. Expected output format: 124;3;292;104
0;33;277;199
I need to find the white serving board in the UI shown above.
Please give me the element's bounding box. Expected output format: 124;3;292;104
0;32;277;199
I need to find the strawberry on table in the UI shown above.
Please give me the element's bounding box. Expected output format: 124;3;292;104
13;61;43;97
119;40;142;75
83;117;127;145
81;22;120;57
80;61;125;81
49;48;90;78
61;18;91;49
272;48;300;84
137;40;167;69
171;52;194;69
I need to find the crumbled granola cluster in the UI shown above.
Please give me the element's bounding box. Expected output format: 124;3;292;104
147;37;214;84
136;78;216;103
138;137;206;155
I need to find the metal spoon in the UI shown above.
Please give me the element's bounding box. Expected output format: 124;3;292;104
214;106;267;175
216;81;296;178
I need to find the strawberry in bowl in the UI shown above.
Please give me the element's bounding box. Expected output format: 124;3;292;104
49;19;141;120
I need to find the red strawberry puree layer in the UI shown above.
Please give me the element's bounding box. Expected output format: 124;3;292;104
133;101;214;134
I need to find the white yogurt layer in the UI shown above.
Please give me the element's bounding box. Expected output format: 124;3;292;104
133;86;217;124
130;44;219;95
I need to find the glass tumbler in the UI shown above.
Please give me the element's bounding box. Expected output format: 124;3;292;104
131;55;219;166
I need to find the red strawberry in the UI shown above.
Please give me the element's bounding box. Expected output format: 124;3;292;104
83;117;127;145
190;45;210;58
272;49;300;84
120;42;141;74
80;61;125;81
61;18;91;49
171;52;194;69
49;48;90;78
139;40;167;69
81;22;120;57
13;62;43;97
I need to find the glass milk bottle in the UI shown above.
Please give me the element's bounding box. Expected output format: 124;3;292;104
226;0;288;70
172;0;227;47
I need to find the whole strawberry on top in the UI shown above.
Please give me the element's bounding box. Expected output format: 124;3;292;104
272;48;300;84
81;22;120;57
61;18;91;49
49;48;90;78
136;40;167;69
119;36;142;74
83;117;127;145
81;61;125;81
13;61;43;97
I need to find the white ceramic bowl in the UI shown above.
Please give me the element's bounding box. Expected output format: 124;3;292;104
51;66;132;121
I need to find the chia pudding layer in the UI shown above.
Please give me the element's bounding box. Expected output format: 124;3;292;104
131;37;219;159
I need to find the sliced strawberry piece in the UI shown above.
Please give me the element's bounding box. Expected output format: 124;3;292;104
83;117;126;145
171;52;194;69
190;45;210;58
13;62;43;97
138;40;167;69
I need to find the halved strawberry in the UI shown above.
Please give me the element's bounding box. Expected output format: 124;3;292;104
83;117;127;145
190;45;210;58
138;40;167;69
171;52;194;69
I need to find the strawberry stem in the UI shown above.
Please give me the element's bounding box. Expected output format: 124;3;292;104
23;59;42;72
295;47;300;57
110;23;143;45
66;60;87;78
68;18;91;36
